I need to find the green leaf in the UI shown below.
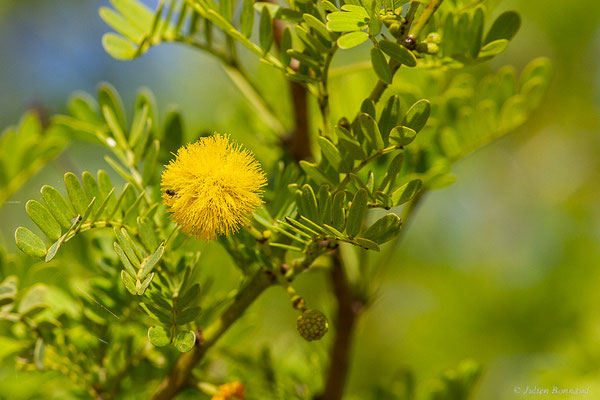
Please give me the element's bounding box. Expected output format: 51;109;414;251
327;20;367;32
303;14;334;41
484;11;520;45
427;173;457;190
321;0;338;12
137;272;154;295
378;95;400;142
80;197;97;224
359;113;384;150
478;39;508;58
454;12;470;56
111;0;154;31
115;242;137;278
141;302;171;325
300;161;331;185
137;217;158;252
173;330;196;352
15;227;46;259
259;6;273;52
102;33;137;60
98;83;127;134
220;0;233;21
97;171;117;216
99;7;144;42
142;139;159;185
0;276;18;307
64;172;88;216
317;185;332;225
469;6;485;58
160;109;183;161
176;306;201;325
379;40;417;67
240;0;255;38
287;50;321;69
148;326;171;347
389;126;416;146
26;200;62;241
121;269;138;295
362;214;402;244
318;137;344;172
114;227;141;268
337;31;369;49
281;27;293;66
176;283;200;311
18;284;47;317
296;25;331;53
82;171;102;215
67;93;102;125
379;152;404;192
139;243;165;280
300;184;320;223
442;12;456;57
326;11;368;32
391;179;422;206
370;47;392;84
331;191;346;232
361;99;376;118
403;99;430;133
354;237;380;251
335;126;365;160
346;189;367;237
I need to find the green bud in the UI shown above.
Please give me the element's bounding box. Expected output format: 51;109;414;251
427;43;440;54
389;23;401;37
297;309;329;341
426;32;441;44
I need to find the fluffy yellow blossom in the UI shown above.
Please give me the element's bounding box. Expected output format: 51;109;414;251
161;134;266;240
211;381;245;400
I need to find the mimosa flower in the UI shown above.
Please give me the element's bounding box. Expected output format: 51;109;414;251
161;134;266;240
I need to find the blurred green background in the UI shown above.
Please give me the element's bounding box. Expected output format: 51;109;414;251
0;0;599;399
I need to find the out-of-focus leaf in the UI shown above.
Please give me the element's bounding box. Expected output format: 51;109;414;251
484;11;520;45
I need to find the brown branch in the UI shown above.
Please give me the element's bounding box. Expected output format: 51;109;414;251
266;0;312;161
322;251;363;400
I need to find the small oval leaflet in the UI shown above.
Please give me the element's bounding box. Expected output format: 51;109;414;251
403;100;431;133
362;214;402;244
378;40;417;67
173;330;196;352
15;227;46;259
148;326;170;347
346;189;368;237
337;31;369;49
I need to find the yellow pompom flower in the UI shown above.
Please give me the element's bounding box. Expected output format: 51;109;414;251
161;134;266;240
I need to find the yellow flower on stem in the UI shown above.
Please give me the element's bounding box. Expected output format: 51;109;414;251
161;134;266;240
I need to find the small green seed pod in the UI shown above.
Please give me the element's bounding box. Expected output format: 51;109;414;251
297;309;329;341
